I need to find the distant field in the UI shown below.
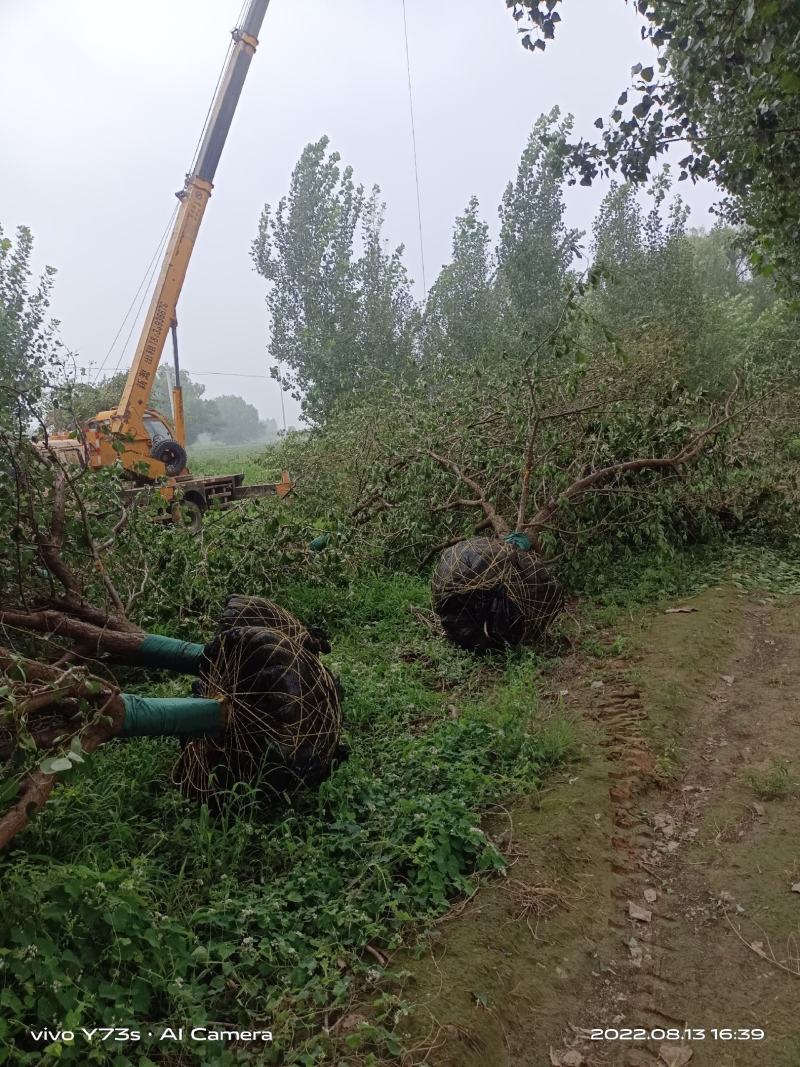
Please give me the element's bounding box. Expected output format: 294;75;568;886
188;441;283;483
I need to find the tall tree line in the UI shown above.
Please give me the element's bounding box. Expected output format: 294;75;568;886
253;111;798;424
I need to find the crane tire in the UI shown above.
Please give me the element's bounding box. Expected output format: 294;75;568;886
150;438;187;477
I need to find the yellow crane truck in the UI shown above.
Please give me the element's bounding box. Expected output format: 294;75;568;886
48;0;291;531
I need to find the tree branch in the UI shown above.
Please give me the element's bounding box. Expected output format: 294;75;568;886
526;378;740;534
421;449;510;535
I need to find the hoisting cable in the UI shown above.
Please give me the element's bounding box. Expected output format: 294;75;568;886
401;0;427;294
188;0;248;175
91;203;179;382
110;205;179;378
92;0;247;386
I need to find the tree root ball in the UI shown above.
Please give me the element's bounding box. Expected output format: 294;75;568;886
176;625;342;808
215;594;331;654
431;537;564;652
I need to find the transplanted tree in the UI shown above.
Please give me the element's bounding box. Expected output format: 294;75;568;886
496;108;584;346
506;1;800;291
422;196;500;366
252;136;418;423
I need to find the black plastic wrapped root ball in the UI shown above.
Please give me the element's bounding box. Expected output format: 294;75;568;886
431;537;564;652
175;625;342;807
215;594;331;654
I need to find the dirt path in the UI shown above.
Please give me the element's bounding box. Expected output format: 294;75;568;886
393;587;800;1067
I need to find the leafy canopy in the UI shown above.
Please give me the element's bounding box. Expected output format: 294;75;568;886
252;136;418;423
507;0;800;289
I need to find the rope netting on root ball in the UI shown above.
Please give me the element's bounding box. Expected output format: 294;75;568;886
432;536;564;652
176;624;343;809
214;594;331;654
1;594;344;832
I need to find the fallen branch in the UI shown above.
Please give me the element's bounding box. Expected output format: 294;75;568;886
0;608;143;659
0;651;125;850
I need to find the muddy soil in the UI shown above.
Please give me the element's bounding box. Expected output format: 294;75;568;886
391;586;800;1067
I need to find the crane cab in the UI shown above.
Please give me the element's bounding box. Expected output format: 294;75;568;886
81;407;188;480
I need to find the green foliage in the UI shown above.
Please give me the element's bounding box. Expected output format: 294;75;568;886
588;174;701;346
252;136;418;423
496;107;584;342
2;100;799;1062
508;0;800;290
48;367;276;447
0;225;61;429
209;394;276;446
746;761;794;801
422;195;500;365
1;576;574;1065
48;369;129;429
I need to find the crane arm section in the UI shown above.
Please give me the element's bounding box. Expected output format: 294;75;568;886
112;0;271;435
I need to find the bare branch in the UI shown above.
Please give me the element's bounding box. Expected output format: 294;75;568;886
421;449;510;535
0;609;143;659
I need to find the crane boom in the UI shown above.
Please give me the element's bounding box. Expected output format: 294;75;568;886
111;0;271;441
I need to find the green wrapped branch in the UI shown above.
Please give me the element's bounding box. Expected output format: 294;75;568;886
118;695;223;737
128;635;205;674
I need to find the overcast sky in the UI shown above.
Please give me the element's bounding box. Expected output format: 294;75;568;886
0;0;719;426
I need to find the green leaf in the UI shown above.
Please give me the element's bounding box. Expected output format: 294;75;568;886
40;756;73;775
0;776;21;807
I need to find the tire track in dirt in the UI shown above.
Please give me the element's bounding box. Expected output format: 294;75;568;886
386;587;800;1067
586;670;685;1066
570;591;800;1067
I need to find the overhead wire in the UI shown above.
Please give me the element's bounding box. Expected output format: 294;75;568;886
188;0;250;175
402;0;427;294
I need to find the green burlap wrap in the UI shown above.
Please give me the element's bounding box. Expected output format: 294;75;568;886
119;695;223;737
131;634;205;674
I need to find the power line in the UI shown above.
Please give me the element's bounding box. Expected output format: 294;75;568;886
402;0;427;294
186;371;269;378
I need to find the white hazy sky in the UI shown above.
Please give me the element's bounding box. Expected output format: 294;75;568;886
0;0;719;425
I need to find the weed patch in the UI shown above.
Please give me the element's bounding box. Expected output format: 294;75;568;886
746;762;795;801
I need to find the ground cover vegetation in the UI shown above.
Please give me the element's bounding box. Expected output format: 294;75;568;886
1;92;799;1065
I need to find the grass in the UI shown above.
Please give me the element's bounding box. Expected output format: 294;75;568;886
3;533;798;1065
188;442;285;485
0;574;573;1067
746;761;795;801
